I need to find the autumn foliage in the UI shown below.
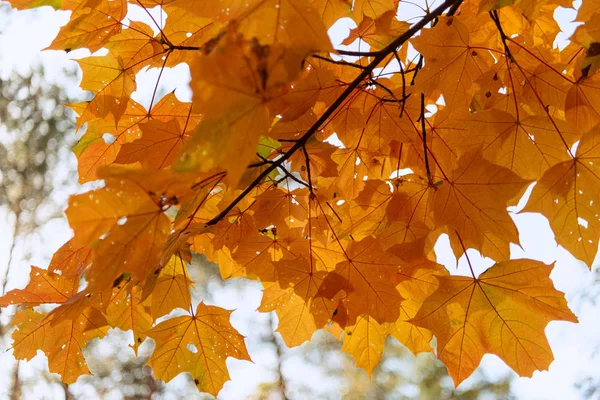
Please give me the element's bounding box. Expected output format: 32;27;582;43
5;0;600;395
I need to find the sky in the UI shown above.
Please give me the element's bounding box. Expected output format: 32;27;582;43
0;0;598;399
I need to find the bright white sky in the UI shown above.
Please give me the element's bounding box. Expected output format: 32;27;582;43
0;1;598;399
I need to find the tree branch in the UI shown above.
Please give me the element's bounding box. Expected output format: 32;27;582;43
302;145;314;195
419;93;432;185
205;0;464;226
489;10;513;60
334;49;381;57
311;54;367;69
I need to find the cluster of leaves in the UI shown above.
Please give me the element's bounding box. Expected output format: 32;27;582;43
4;0;600;396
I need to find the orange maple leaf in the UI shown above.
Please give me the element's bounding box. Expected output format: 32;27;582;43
146;303;251;396
411;259;577;386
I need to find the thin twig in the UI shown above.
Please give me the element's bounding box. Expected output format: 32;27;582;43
369;79;396;100
277;167;310;189
256;154;310;189
335;49;381;57
302;145;314;194
311;54;367;69
170;44;203;51
394;51;407;117
410;55;424;86
489;10;513;60
447;1;463;16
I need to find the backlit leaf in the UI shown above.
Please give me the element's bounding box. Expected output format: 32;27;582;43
411;259;577;386
147;303;251;396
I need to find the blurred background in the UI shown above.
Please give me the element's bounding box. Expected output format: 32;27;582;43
0;1;598;399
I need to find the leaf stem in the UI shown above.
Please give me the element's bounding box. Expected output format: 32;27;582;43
455;230;477;279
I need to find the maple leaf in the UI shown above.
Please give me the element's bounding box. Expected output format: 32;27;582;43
317;236;404;326
342;10;409;51
0;266;78;306
116;117;195;169
150;254;194;319
412;16;494;113
411;259;577;386
8;0;64;9
432;149;530;260
11;305;108;384
47;0;127;53
260;255;335;346
353;0;397;19
340;259;447;375
104;21;164;73
566;73;600;134
74;89;200;183
155;4;220;68
271;63;338;122
523;126;600;267
66;172;174;291
147;303;251;396
177;32;304;185
47;239;91;278
105;281;153;354
235;0;333;52
309;0;351;26
341;314;387;377
76;53;137;127
455;109;580;179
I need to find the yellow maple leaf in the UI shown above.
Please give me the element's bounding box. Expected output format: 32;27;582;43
524;125;600;267
411;259;577;386
147;303;251;396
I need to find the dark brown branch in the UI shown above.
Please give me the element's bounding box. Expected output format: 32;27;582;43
410;54;424;86
369;79;396;99
419;93;432;184
334;49;381;57
276;167;310;189
447;0;463;16
368;92;412;103
395;53;407;117
367;78;413;112
302;145;314;194
256;154;310;189
205;0;464;226
489;10;513;60
170;44;203;51
311;54;367;69
248;160;271;168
